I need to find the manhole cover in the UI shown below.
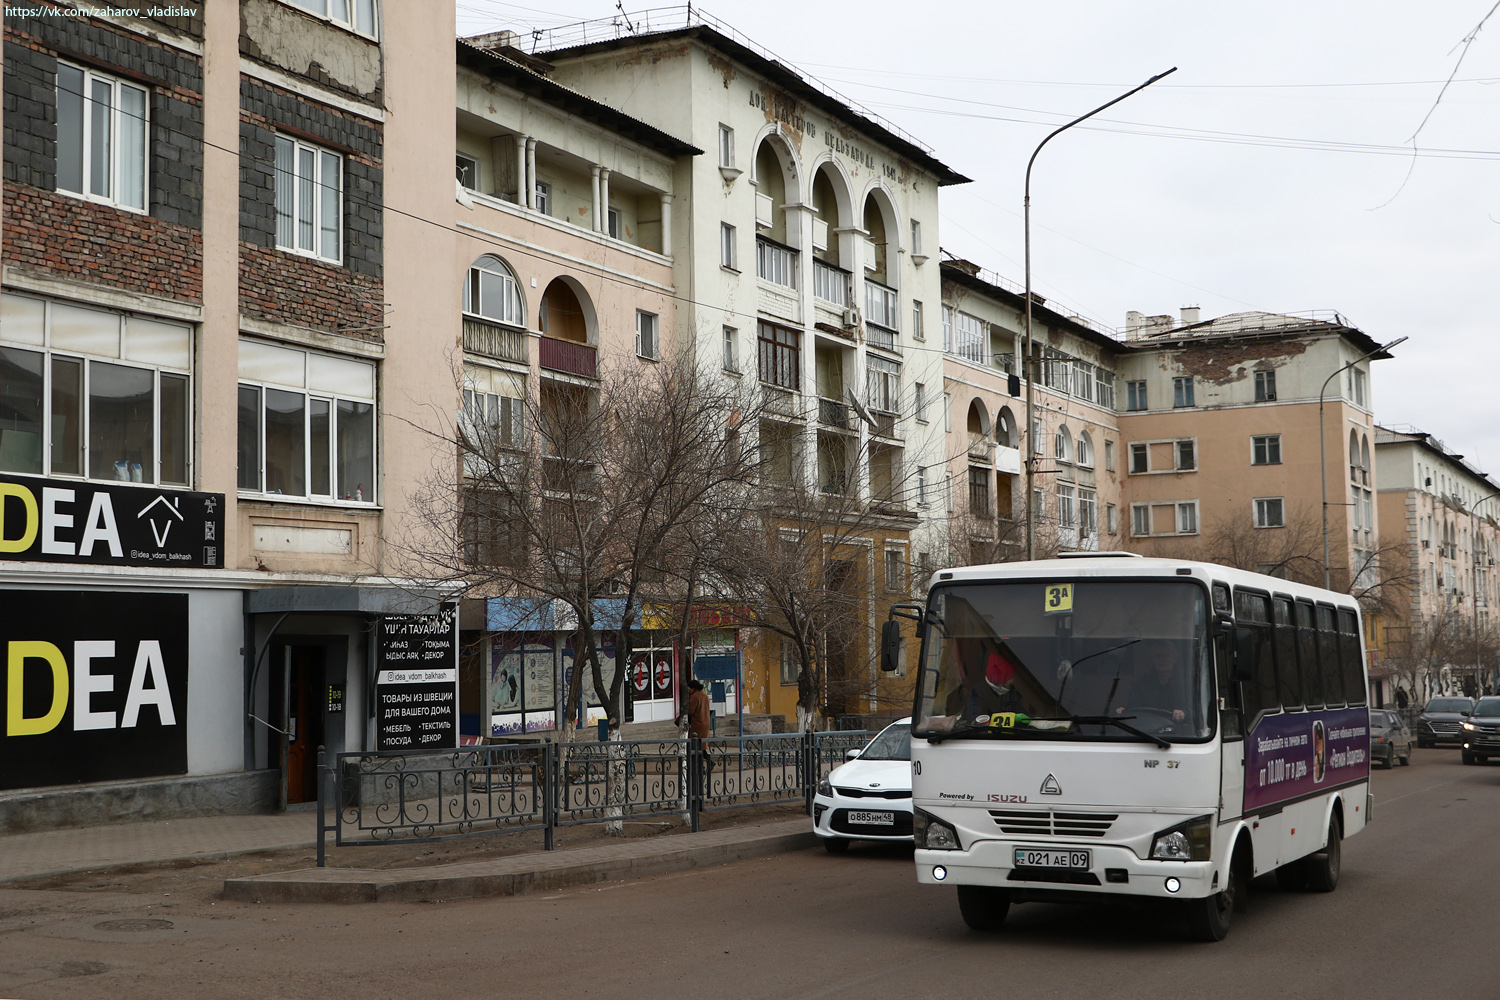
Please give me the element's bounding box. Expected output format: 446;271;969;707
94;918;174;932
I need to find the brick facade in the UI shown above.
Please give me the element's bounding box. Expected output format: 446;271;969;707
239;241;382;337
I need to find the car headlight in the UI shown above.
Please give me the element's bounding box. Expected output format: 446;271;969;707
1150;815;1213;861
816;777;833;796
913;809;960;851
1462;722;1477;732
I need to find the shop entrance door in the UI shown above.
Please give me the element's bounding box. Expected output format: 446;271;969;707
285;645;325;804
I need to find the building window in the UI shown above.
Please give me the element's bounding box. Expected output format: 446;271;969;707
866;281;898;332
1076;432;1094;469
56;63;148;213
756;238;796;288
283;0;378;38
1255;497;1285;528
757;322;799;390
636;311;659;361
1254;369;1277;401
885;547;905;592
1054;427;1072;464
779;638;799;686
722;326;738;374
866;356;900;413
237;340;375;503
1057;484;1077;529
1106;502;1118;535
954;311;986;365
1031;419;1044;456
607;208;621;239
1176;439;1196;471
918;466;929;506
1173;376;1195;408
912;300;925;341
534;180;551;216
1095;370;1116;409
1071;361;1094;402
461;367;525;453
275;135;342;263
943;392;952;432
720;223;737;270
1126;379;1147;411
1080;489;1097;537
455;153;478;190
718;124;735;168
0;295;190;485
1252;434;1282;465
1130;500;1199;536
463;256;525;327
942;306;954;353
1131;504;1151;537
915;382;928;423
1130;442;1149;474
968;466;992;518
1104;440;1115;472
1177;502;1199;534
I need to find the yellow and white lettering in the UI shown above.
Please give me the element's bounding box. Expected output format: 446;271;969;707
73;640;117;731
121;640;175;728
78;493;123;559
40;487;75;556
0;482;39;553
7;640;69;736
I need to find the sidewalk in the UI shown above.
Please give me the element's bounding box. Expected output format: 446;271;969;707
0;811;316;883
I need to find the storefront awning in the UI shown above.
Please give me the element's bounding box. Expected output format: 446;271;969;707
245;586;447;616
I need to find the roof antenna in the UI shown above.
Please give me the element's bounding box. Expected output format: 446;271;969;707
616;1;636;33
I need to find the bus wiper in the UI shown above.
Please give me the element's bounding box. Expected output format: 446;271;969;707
1063;714;1171;749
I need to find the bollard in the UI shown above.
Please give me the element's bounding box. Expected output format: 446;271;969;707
316;744;326;868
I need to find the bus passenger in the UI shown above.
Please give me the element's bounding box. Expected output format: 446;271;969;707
946;639;1024;721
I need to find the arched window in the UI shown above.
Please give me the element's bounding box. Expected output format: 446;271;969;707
996;406;1016;449
1054;425;1072;463
1076;430;1094;468
464;255;524;327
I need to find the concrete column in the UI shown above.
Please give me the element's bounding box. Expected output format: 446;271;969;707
590;165;602;232
658;192;673;257
599;168;611;235
514;134;527;206
525;138;537;209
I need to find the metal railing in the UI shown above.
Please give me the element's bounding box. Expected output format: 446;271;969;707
315;730;872;865
539;335;598;378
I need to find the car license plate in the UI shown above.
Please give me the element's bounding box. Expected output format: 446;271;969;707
848;811;895;826
1014;848;1090;869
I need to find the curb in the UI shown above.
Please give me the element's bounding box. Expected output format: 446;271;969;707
223;823;819;904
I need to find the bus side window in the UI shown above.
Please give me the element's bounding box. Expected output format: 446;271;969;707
1295;600;1323;709
1337;608;1366;706
1213;631;1242;738
1233;591;1274;733
1317;604;1344;707
1272;597;1302;710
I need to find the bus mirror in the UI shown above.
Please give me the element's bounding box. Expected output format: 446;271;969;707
880;619;903;673
1232;628;1256;682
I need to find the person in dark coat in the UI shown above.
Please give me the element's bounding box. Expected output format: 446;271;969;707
679;679;713;798
1125;639;1187;722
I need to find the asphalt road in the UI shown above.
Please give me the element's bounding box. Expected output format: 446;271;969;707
2;748;1497;999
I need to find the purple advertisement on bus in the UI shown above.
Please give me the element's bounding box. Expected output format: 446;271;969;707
1244;707;1369;813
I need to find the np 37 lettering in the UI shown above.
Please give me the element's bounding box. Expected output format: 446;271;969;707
6;640;176;736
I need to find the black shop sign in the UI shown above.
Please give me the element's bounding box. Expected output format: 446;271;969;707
0;473;224;568
1;591;189;790
376;602;458;751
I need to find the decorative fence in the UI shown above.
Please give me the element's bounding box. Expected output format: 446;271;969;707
314;730;872;866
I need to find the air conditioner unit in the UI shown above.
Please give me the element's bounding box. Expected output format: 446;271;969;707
1264;391;1276;401
842;308;861;328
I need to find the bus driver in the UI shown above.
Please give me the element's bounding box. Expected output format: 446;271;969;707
1119;638;1187;723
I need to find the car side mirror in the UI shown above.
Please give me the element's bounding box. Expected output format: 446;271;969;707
880;618;903;673
845;748;861;760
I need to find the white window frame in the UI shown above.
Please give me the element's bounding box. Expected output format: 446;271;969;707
282;0;378;39
1130;499;1200;537
722;326;738;374
1130;442;1149;474
942;305;954;354
1106;502;1118;535
1057;484;1077;529
636;310;660;361
955;311;987;365
1175;439;1196;471
1173;376;1195;408
718;124;735;168
866;356;900;414
1126;379;1147;411
884;546;905;593
607;207;622;240
534;180;552;216
275;135;342;263
55;62;149;213
1254;497;1285;529
1254;369;1277;402
455;152;479;190
461;375;526;456
1103;439;1115;472
1095;369;1116;409
910;219;922;257
463;256;526;328
720;222;737;270
1252;434;1282;466
912;300;925;341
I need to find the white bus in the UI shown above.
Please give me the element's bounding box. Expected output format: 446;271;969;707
882;553;1371;941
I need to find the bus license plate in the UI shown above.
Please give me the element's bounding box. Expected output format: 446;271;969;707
848;811;895;826
1014;848;1090;869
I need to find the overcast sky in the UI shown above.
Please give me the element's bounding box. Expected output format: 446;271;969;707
456;0;1500;491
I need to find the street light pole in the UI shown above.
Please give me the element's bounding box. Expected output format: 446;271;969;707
1471;492;1499;692
1318;335;1407;589
1023;67;1176;560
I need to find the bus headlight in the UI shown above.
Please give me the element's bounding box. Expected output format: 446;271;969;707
1150;815;1213;861
914;809;960;850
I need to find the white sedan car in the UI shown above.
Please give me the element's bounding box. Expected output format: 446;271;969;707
812;718;913;853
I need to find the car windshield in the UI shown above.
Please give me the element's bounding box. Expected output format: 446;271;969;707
1426;698;1472;713
914;580;1211;742
1474;701;1500;718
1369;710;1395;728
859;723;912;761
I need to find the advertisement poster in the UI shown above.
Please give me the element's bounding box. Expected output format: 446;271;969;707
488;640;555;735
1;591;188;790
0;473;223;568
1244;706;1369;813
376;602;458;751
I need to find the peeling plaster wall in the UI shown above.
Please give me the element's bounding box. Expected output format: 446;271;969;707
240;0;382;104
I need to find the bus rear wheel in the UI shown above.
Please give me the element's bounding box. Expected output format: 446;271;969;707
956;885;1010;932
1305;815;1342;892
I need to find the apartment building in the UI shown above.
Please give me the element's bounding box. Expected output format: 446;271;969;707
522;12;968;722
1375;425;1500;701
451;36;699;735
0;1;454;825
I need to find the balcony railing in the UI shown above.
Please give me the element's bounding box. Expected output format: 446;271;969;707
464;317;528;365
866;325;898;353
818;397;854;429
539;336;597;378
761;385;801;419
756;237;797;289
871;410;898;440
813;259;849;306
969;484;993;519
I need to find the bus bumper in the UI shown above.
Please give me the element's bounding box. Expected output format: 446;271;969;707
916;842;1218;899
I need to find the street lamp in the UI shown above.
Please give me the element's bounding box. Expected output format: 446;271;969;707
1023;67;1177;560
1471;491;1499;692
1318;335;1408;589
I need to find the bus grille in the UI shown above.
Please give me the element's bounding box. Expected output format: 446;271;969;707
989;809;1117;837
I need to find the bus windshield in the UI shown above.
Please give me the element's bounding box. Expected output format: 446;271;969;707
914;580;1212;743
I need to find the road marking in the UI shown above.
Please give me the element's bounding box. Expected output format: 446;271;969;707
1378;776;1465;808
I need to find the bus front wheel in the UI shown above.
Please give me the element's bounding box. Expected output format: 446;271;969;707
956;885;1010;931
1305;815;1342;892
1183;859;1241;942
